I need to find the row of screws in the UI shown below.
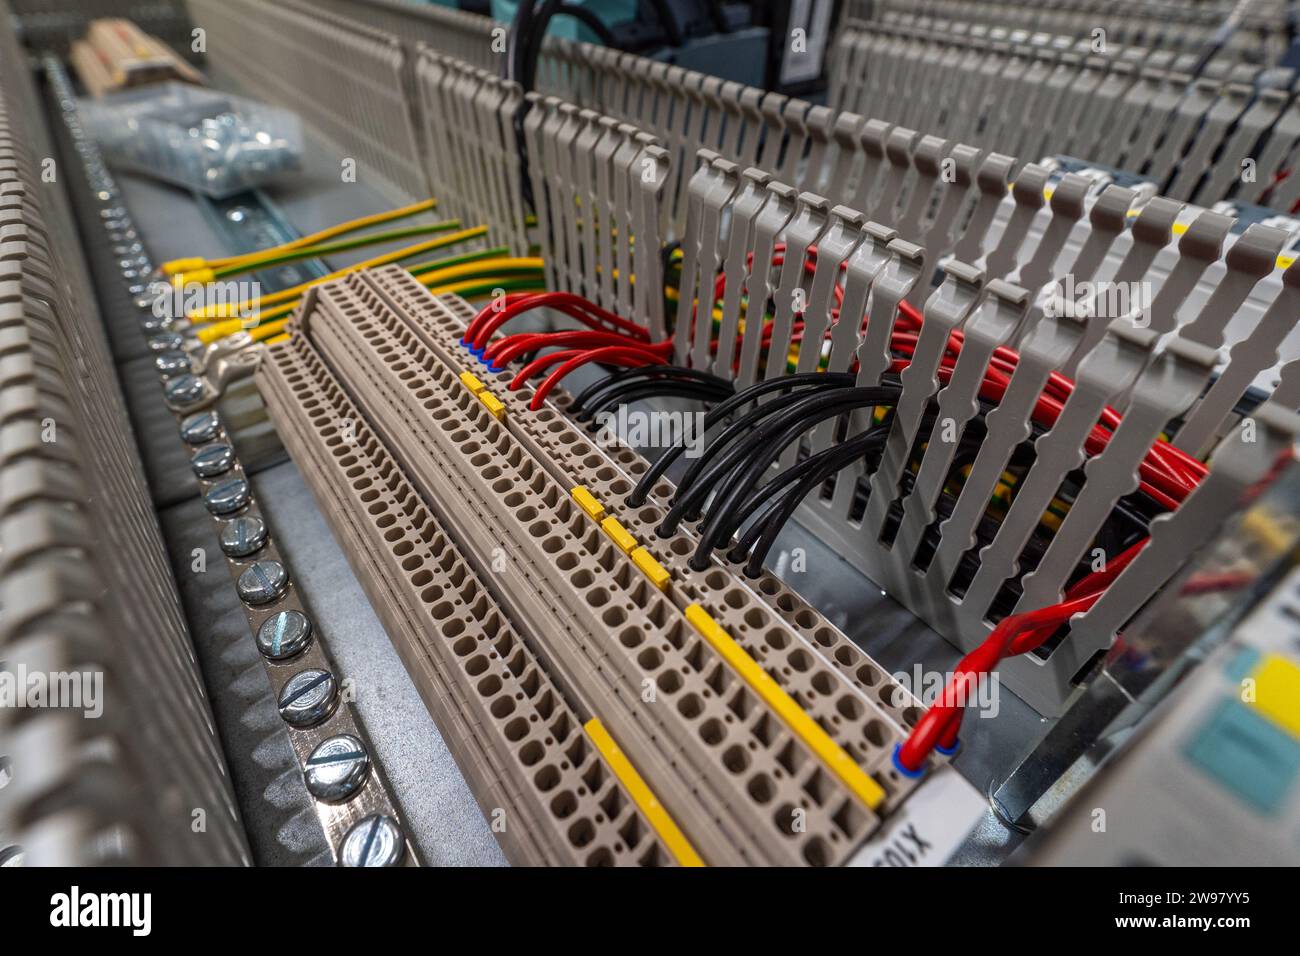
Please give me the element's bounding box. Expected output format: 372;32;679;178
50;59;405;868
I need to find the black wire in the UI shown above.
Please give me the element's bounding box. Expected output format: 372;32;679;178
690;389;902;567
585;382;734;426
725;426;891;564
672;387;844;511
743;437;888;577
628;371;853;506
572;364;733;418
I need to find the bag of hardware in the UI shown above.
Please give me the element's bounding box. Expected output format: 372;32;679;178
79;83;302;198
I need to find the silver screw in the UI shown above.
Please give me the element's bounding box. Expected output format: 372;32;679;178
304;734;369;802
180;409;221;444
191;442;235;478
164;374;206;405
155;350;193;378
339;815;405;867
256;608;312;659
147;332;185;353
140;313;176;333
220;515;268;559
204;476;250;516
236;559;289;606
277;668;338;728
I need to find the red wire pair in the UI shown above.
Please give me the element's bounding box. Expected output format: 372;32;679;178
466;292;666;410
464;291;650;352
896;538;1148;773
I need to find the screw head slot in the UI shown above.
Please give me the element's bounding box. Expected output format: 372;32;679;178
339;814;405;867
304;734;369;802
204;476;250;516
277;668;338;728
191;443;236;479
180;410;221;444
237;559;289;605
256;608;312;660
220;515;268;558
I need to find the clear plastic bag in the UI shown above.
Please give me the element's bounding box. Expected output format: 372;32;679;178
79;83;302;198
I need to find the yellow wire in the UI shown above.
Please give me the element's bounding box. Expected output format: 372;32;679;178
162;198;438;276
249;318;289;343
195;262;544;344
425;275;546;297
189;226;488;321
416;256;544;288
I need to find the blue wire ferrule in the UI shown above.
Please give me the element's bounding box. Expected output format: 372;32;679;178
892;743;926;779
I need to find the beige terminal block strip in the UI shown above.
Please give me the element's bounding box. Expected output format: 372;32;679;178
257;267;927;866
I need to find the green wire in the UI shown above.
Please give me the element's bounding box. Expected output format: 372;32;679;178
447;277;546;299
408;245;511;276
214;219;465;277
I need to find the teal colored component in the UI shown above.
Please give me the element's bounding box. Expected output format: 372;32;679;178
1224;646;1262;682
491;0;636;43
1183;698;1300;815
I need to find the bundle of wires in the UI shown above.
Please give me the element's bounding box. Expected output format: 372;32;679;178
461;291;737;410
168;200;547;345
467;251;1214;780
162;197;440;285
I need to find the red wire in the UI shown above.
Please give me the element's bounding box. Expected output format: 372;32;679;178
483;329;656;367
897;538;1147;771
524;345;666;410
466;291;650;350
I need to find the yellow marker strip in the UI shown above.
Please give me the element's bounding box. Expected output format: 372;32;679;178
1250;654;1300;739
479;392;507;422
459;370;487;395
583;718;704;867
600;516;637;554
683;604;886;810
570;485;605;520
630;546;671;592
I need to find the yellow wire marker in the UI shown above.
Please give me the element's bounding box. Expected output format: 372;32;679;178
684;604;886;810
583;718;705;867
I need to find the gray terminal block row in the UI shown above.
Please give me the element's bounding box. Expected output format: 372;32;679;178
829;15;1294;211
0;16;249;866
667;155;1300;715
522;94;669;338
416;51;531;257
259;268;927;865
864;1;1288;64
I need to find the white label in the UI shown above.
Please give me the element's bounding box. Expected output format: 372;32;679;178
847;767;986;867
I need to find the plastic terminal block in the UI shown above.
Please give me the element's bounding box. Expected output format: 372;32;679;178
259;267;925;865
363;271;927;790
259;334;680;866
353;269;931;823
683;605;886;811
